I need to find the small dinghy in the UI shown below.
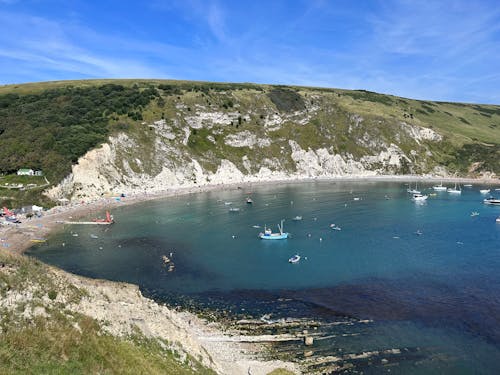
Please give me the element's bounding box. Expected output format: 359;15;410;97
288;254;301;264
292;216;303;221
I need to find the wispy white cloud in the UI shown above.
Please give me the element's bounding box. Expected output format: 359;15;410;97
206;2;228;42
0;10;171;82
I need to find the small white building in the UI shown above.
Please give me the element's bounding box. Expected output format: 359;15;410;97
17;168;34;176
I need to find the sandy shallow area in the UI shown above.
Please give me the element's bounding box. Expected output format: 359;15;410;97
1;175;498;374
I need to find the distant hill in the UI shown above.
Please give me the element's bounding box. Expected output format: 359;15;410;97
0;79;498;205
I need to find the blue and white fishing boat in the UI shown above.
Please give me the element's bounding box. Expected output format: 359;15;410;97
259;220;289;240
288;254;301;263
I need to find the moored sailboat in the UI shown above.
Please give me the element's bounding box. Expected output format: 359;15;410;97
447;183;461;194
433;182;447;191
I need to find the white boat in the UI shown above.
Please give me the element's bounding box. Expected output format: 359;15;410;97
246;197;253;204
412;193;428;201
447;183;461;194
329;223;342;230
471;212;479;217
292;216;303;221
480;189;490;194
407;182;421;194
288;254;301;263
229;207;240;212
483;197;500;205
259;220;289;240
496;217;500;223
433;182;447;191
464;184;473;187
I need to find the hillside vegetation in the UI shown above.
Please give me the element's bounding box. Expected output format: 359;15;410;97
0;251;215;374
0;79;499;205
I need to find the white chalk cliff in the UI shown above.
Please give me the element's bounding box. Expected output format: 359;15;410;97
46;107;446;201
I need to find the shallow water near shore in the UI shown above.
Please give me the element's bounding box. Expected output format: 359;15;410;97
28;181;500;373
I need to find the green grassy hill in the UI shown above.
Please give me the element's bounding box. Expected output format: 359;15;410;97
0;79;499;206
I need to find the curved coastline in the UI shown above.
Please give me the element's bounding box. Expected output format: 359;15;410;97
1;174;499;374
21;173;500;254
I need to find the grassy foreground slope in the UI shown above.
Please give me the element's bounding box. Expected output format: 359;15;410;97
0;79;499;206
0;251;215;374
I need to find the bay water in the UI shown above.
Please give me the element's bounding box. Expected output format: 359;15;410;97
28;181;500;373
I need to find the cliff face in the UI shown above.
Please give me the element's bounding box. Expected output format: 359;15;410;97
45;88;454;201
1;81;488;202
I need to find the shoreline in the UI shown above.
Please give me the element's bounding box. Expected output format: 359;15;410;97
1;174;499;374
19;173;500;256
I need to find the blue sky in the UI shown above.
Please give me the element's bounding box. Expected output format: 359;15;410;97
0;0;499;103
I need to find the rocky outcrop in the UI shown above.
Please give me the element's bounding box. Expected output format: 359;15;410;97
224;131;271;148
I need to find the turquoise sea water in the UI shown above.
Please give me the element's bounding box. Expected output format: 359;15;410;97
28;181;500;373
